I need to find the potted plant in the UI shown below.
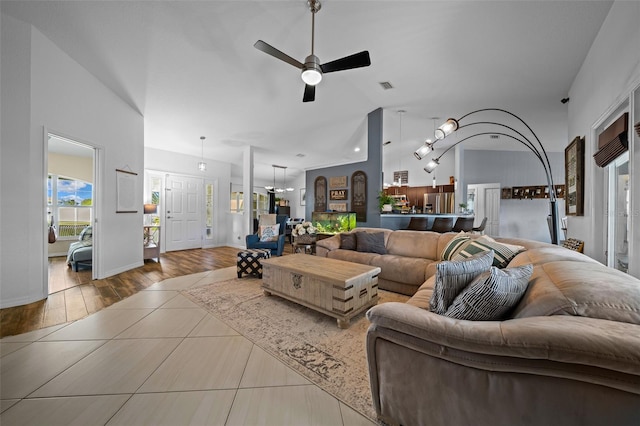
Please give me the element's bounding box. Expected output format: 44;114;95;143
459;203;468;214
378;191;395;213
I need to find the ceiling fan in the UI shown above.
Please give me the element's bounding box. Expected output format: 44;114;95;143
254;0;371;102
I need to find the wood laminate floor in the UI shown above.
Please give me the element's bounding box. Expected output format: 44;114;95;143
1;245;294;339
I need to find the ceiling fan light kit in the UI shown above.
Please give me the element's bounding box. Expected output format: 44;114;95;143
254;0;371;102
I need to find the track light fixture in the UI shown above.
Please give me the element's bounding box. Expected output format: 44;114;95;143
417;108;559;244
434;118;459;140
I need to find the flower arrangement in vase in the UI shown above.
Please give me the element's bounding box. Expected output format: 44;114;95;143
292;221;317;244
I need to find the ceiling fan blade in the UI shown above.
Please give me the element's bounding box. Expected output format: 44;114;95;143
321;51;371;73
254;40;304;69
303;84;316;102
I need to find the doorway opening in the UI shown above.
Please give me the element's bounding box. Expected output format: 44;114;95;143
47;133;96;294
606;151;630;273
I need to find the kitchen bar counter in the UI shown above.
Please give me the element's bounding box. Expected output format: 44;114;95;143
380;213;473;231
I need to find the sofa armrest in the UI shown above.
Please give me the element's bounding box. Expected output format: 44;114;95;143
316;234;341;257
246;234;259;246
366;302;640;379
275;234;286;256
367;303;640;426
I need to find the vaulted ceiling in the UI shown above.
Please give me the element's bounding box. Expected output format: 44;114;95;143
2;1;613;181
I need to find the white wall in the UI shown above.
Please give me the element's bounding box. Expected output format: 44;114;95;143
567;1;640;271
144;147;231;247
463;149;565;242
1;14;144;308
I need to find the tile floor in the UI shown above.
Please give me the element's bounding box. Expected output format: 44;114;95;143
0;267;376;425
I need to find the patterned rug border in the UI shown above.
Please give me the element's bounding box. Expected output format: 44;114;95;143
182;276;409;422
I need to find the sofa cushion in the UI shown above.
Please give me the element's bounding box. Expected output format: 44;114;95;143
356;232;387;254
444;264;533;321
340;233;357;250
441;231;471;260
453;235;524;268
512;261;640;325
327;249;380;265
386;230;441;259
370;255;433;287
406;276;435;309
259;224;280;242
429;250;494;315
508;246;599;268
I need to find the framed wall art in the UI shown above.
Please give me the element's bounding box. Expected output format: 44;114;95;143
116;168;138;213
314;176;327;212
329;176;348;189
329;202;348;212
329;189;348;200
565;136;584;216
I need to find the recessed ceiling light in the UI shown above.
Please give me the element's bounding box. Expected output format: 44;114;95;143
354;147;361;152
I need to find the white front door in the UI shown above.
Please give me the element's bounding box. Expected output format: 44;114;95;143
165;174;203;251
468;183;501;236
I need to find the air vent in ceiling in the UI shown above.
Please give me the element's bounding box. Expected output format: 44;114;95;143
490;135;500;139
379;81;393;90
296;153;305;158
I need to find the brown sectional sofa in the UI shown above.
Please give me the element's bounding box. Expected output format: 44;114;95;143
317;228;640;425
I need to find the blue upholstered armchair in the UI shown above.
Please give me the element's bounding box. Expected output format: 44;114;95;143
246;215;288;256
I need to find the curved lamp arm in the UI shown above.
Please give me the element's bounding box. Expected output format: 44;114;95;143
426;132;556;203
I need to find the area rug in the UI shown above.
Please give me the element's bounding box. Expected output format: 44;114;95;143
183;277;409;421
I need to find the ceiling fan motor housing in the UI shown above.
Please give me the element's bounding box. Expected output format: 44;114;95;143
302;55;323;85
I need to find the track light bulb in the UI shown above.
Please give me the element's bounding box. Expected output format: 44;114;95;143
434;118;459;140
423;158;440;173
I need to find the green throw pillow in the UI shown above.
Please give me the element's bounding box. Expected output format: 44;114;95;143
452;236;524;268
441;231;471;260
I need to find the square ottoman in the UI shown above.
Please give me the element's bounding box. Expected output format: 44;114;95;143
237;249;271;278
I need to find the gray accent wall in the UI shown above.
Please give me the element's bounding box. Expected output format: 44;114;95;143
305;108;383;228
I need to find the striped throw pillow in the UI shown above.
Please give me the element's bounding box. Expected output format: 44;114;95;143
440;231;471;260
444;264;533;321
429;250;494;315
452;236;524;268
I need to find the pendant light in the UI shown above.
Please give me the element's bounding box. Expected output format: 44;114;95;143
198;136;206;172
395;110;405;186
265;166;275;191
284;167;294;192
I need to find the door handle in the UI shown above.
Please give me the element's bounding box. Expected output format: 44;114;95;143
167;216;173;219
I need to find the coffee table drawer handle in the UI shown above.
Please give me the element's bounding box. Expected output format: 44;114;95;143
359;288;368;298
292;273;303;289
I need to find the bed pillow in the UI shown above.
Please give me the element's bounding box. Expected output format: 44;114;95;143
444;264;533;321
429;250;494;315
452;235;524;268
356;232;387;254
259;224;280;242
441;231;471;260
340;233;357;250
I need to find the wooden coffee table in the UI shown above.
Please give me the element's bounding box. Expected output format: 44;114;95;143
260;254;381;328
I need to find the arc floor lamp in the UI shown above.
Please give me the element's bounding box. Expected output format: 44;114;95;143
416;108;560;245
